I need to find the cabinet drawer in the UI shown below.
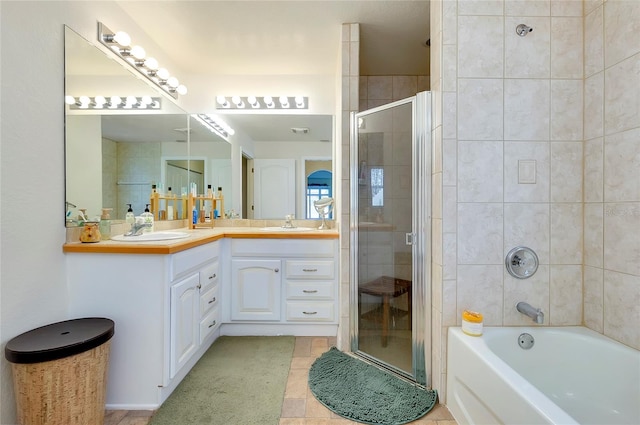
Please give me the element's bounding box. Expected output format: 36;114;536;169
285;281;334;300
286;302;334;322
200;307;220;344
171;241;219;280
286;261;334;279
232;239;335;257
200;284;219;316
199;262;219;292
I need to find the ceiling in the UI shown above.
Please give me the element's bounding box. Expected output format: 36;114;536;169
108;1;430;143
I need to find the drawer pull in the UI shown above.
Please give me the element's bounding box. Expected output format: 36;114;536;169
303;311;318;315
208;320;217;328
302;268;318;272
303;290;318;294
208;297;216;304
209;273;216;280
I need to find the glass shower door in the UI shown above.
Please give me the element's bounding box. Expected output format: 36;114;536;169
350;92;430;385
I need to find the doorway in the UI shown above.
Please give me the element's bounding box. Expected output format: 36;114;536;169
349;92;431;385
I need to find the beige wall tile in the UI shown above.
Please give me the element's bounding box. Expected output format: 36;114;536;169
458;141;503;202
604;127;640;202
504;203;550;265
604;202;640;276
506;0;550;16
457;265;504;325
457;203;503;264
584;137;604;202
392;76;417;100
550;203;583;264
458;79;503;140
584;203;604;268
443;185;457;233
504;141;550;203
584;265;604;333
603;0;640;68
505;17;551;78
550;142;582;202
458;16;504;78
604;270;640;350
584;0;603;16
584;72;604;140
549;265;582;325
503;265;550;325
458;0;503;16
584;5;604;77
551;0;582;16
443;232;457;280
550;80;583;141
367;76;392;100
504;79;550;140
442;45;457;92
604;53;640;135
442;92;457;139
551;17;583;78
442;138;457;186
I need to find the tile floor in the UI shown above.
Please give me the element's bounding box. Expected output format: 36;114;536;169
105;336;457;425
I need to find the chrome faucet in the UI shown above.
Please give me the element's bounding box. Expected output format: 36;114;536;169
516;302;544;324
124;222;152;236
282;214;295;229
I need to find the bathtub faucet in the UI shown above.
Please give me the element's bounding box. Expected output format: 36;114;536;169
516;302;544;324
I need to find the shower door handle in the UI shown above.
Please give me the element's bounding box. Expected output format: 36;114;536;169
405;233;415;245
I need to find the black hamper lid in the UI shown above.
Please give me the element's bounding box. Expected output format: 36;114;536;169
5;317;115;364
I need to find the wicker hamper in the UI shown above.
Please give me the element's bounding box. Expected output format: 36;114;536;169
4;318;115;425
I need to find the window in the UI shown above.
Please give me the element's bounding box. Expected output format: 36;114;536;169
371;168;384;206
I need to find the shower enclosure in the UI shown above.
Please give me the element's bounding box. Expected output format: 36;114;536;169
349;92;431;385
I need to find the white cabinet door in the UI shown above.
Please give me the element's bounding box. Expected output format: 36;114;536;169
253;159;295;219
231;259;281;321
170;272;200;378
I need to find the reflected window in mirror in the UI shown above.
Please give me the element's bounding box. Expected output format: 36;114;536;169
306;170;333;219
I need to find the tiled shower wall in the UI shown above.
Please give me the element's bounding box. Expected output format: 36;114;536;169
432;0;639;400
583;0;640;349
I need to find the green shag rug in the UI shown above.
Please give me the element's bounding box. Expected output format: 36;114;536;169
150;336;295;425
309;347;437;425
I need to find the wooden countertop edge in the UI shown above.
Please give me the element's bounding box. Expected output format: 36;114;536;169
63;230;338;255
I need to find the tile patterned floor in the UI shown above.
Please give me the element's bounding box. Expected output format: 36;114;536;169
105;336;456;425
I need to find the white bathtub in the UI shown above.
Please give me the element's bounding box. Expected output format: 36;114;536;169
446;326;640;425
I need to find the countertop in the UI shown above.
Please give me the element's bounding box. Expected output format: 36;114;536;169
63;226;339;255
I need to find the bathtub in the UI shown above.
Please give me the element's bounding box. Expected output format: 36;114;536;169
446;326;640;425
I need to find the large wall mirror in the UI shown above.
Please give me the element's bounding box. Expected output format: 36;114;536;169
64;26;229;223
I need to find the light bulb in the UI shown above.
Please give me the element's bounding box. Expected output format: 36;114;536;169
79;96;91;105
177;85;188;95
130;45;146;60
248;96;259;107
64;95;76;105
144;57;158;71
216;96;229;107
126;96;137;105
279;96;290;108
264;96;274;108
112;31;131;47
295;96;305;108
167;77;179;88
232;96;242;105
110;96;122;107
141;96;152;105
94;95;106;105
156;68;170;80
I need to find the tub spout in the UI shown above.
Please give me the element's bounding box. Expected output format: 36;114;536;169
516;302;544;324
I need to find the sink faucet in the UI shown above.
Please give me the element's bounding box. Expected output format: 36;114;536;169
516;302;544;324
125;222;152;236
282;214;295;229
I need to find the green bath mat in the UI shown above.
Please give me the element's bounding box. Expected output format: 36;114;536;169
308;347;437;425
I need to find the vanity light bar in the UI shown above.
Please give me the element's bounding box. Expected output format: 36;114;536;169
216;96;308;110
192;114;235;140
65;95;162;110
97;22;187;99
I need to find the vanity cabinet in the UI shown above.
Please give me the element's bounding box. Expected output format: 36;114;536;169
67;240;221;409
231;259;281;321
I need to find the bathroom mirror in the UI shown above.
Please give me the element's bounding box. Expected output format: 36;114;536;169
64;26;192;222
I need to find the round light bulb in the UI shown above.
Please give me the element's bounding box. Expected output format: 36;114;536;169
144;57;158;71
141;96;152;105
94;96;106;106
130;45;146;60
112;31;131;47
64;95;76;105
126;96;137;105
232;96;242;105
79;96;91;105
176;85;188;95
248;96;258;106
167;77;179;88
216;96;227;105
156;68;170;80
264;96;274;107
110;96;122;106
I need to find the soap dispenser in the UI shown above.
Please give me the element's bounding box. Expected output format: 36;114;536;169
141;204;154;233
99;208;113;240
125;204;135;224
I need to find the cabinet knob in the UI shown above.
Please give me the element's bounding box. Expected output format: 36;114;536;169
303;290;318;294
303;311;318;315
274;268;279;273
209;274;216;280
302;268;318;272
208;297;216;304
208;320;216;328
196;283;202;289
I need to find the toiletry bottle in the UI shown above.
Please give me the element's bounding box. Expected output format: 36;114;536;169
192;205;198;225
167;186;173;198
141;204;154;233
125;204;135;224
217;186;223;198
207;185;213;197
151;184;157;197
99;208;113;240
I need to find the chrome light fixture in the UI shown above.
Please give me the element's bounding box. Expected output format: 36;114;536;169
65;95;161;110
215;96;308;110
98;22;187;99
192;114;235;140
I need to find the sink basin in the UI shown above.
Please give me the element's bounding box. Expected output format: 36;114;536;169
259;227;315;232
111;231;191;242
